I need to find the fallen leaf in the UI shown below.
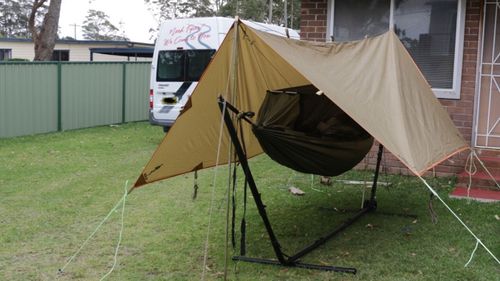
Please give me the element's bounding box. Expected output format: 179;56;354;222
412;219;418;224
289;186;305;196
495;215;499;221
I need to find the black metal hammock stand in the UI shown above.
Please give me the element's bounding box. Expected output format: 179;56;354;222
217;85;389;274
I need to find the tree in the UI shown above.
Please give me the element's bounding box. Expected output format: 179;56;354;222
0;0;46;38
144;0;216;40
29;0;62;61
218;0;301;29
219;0;266;22
144;0;301;39
82;9;129;41
178;0;214;17
145;0;215;22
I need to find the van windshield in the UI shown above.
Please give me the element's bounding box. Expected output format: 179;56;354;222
157;49;216;82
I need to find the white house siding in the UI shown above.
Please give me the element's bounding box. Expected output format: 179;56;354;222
0;41;34;60
0;41;151;62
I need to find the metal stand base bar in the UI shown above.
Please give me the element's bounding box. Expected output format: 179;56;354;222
218;97;386;274
232;256;357;274
288;204;374;263
322;208;418;219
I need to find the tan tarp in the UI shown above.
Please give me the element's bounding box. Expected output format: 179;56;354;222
133;20;468;188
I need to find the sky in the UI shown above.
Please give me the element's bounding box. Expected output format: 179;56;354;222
58;0;159;43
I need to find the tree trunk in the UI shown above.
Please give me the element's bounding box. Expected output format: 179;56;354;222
29;0;62;61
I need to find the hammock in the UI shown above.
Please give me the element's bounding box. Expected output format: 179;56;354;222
252;85;374;176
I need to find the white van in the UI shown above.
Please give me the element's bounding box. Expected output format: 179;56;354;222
149;17;299;131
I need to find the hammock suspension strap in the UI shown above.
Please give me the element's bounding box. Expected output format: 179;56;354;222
237;113;250;256
192;170;199;200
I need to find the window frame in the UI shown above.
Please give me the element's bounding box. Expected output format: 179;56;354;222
326;0;466;99
51;49;70;61
156;50;185;82
0;49;12;61
185;49;216;81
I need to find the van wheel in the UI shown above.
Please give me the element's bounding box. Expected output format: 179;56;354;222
163;126;170;133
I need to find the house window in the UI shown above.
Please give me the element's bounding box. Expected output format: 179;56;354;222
0;49;12;61
51;50;69;61
328;0;465;99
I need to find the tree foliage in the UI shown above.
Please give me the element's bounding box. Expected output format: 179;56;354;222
144;0;301;30
29;0;62;61
0;0;46;38
145;0;215;22
219;0;266;22
82;9;129;41
219;0;300;28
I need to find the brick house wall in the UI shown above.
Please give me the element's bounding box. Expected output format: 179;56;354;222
300;0;328;41
300;0;482;176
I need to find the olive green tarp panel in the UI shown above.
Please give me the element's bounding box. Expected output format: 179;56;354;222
134;20;468;188
252;29;468;175
134;21;309;187
253;86;373;176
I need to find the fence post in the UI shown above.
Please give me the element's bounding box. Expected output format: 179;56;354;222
57;62;62;131
122;62;127;124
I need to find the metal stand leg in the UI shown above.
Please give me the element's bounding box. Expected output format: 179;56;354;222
218;97;385;274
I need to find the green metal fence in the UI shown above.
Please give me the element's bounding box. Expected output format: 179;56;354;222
0;61;150;138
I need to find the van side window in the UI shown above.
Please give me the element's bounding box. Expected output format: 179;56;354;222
157;50;184;81
186;50;216;81
157;49;216;82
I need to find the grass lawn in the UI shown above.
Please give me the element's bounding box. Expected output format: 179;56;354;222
0;122;498;280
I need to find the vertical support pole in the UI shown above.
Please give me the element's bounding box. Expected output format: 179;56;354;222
57;62;62;131
284;0;288;27
122;63;127;124
389;0;395;30
370;144;384;203
269;0;273;23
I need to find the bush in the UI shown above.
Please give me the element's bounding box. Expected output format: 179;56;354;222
7;58;30;62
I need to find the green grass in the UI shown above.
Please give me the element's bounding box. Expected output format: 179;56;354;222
0;122;498;280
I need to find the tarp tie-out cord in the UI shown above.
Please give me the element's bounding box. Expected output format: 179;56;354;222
464;151;477;201
465;149;500;190
463;149;500;203
417;175;500;266
465;240;480;268
224;134;234;280
58;180;129;280
201;99;228;281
